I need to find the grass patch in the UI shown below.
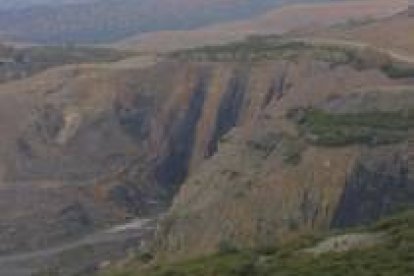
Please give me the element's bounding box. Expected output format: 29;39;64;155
170;35;414;81
381;62;414;79
0;44;134;83
104;211;414;276
246;131;304;165
295;109;413;146
280;138;305;165
169;36;391;69
170;37;311;62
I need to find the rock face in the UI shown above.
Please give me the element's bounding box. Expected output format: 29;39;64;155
0;58;307;253
152;55;414;261
1;38;414;262
332;146;412;227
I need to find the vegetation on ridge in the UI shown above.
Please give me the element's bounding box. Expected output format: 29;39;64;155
291;108;414;146
0;44;134;83
170;35;414;79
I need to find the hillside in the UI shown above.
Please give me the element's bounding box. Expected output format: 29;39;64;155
99;32;414;273
145;35;414;262
116;0;409;52
104;210;414;276
0;44;133;83
0;0;329;44
0;4;413;276
1;27;414;274
301;6;414;55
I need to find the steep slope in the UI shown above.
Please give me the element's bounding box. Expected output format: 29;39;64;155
0;61;212;253
0;43;133;83
0;51;325;255
1;14;414;274
104;210;414;276
148;37;414;261
303;6;414;55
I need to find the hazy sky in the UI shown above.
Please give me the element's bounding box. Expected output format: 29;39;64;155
0;0;92;9
0;0;339;10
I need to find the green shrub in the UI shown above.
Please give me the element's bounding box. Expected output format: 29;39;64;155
296;109;413;146
0;45;133;83
218;240;240;255
135;251;154;264
281;139;304;165
105;211;414;276
170;38;312;62
382;63;414;79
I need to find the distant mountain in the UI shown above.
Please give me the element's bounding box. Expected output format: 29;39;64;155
0;0;335;44
116;0;408;52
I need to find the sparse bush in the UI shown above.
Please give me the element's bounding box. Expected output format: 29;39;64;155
107;211;414;276
0;45;133;83
295;109;413;146
281;139;304;165
136;251;154;264
254;245;278;256
247;131;281;156
170;37;312;62
170;34;414;85
382;62;414;79
218;240;239;255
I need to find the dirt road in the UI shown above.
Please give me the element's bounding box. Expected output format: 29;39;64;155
0;218;155;276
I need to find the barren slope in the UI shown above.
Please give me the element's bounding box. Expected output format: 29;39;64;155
303;8;414;55
150;37;414;261
0;0;322;44
116;0;409;52
1;7;414;275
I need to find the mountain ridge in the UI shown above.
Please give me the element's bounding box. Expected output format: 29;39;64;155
0;3;413;275
0;0;335;44
115;0;409;52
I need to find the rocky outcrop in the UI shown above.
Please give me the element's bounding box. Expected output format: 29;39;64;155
153;57;414;261
0;59;298;253
0;40;413;261
332;145;412;227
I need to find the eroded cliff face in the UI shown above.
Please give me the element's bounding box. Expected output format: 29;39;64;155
152;57;414;261
0;58;298;253
1;45;413;259
332;145;412;228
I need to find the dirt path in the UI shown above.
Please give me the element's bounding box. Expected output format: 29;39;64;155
0;218;156;276
292;37;414;64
